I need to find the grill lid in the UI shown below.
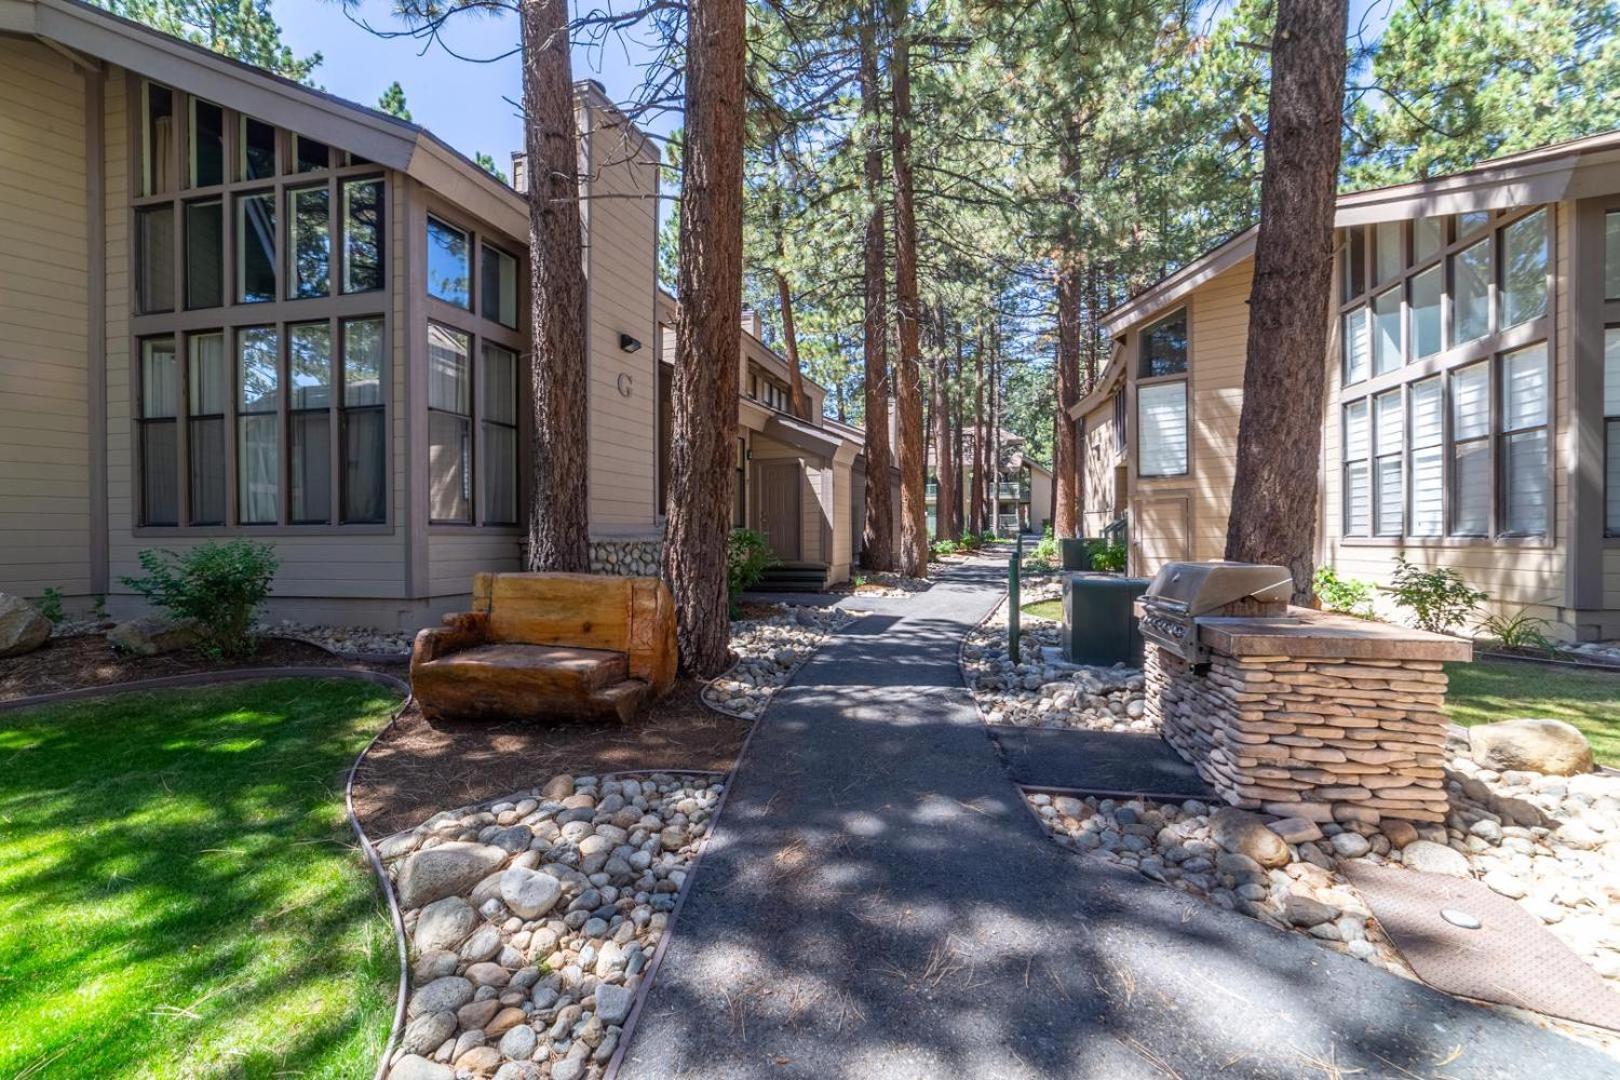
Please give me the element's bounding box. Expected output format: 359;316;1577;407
1143;561;1294;617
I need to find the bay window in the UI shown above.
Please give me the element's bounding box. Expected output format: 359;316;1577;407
428;322;473;522
237;327;280;524
139;338;180;526
1137;381;1187;477
1342;399;1370;536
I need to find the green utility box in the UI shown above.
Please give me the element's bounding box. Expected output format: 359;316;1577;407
1059;538;1094;570
1062;573;1149;666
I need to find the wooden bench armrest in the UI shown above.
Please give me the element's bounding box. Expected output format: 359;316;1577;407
411;612;491;668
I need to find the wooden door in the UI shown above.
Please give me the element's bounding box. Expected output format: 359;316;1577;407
756;461;802;560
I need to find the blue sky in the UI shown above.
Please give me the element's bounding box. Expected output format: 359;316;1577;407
275;1;678;170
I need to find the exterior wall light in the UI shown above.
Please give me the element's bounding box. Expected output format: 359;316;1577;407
619;333;642;353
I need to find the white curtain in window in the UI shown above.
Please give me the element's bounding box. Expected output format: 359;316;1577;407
239;414;279;524
1343;399;1369;535
142;339;179;418
1504;430;1548;534
189;334;226;414
428;323;470;414
1343;399;1369;460
1374;392;1404;534
1409;378;1444;536
1137;382;1187;476
1452;440;1490;535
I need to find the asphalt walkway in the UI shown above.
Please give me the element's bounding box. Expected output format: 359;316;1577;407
617;554;1616;1079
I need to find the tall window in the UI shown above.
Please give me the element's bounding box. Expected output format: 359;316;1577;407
481;245;518;328
143;82;174;195
1137;381;1187;477
1139;310;1187;377
428;323;473;522
241;117;276;180
481;344;519;524
1453;239;1491;346
1409;378;1444;537
1501;209;1548;329
342;179;384;293
1374;221;1402;285
188;333;227;525
185;200;223;310
1450;363;1490;536
1607;212;1620;300
137;205;174;314
1606;329;1620;535
1373;391;1404;535
139;338;179;526
237;192;276;303
289;186;331;299
1342;399;1370;536
237;327;280;524
1411;264;1442;360
1343;307;1369;385
342;318;387;523
190;99;224;188
294;135;331;173
428;217;471;308
1372;287;1401;375
1500;343;1548;535
289;323;333;523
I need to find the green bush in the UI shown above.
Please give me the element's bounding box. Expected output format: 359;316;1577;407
726;528;778;615
34;586;64;625
1313;565;1374;618
931;538;960;558
1477;604;1554;653
1090;541;1127;572
121;540;279;658
1030;525;1058;564
1385;552;1486;635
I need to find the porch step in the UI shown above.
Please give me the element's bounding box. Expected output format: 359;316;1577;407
758;561;830;592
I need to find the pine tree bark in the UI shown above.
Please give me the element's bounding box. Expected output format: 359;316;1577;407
970;328;986;534
890;0;927;576
519;0;589;571
1053;261;1082;538
858;5;895;572
988;327;1000;533
662;0;746;675
951;329;964;538
1224;0;1348;600
931;339;956;541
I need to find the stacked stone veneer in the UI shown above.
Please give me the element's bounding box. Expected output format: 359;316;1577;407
587;537;662;577
1145;635;1457;824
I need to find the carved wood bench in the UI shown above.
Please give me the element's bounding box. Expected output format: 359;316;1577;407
410;572;677;723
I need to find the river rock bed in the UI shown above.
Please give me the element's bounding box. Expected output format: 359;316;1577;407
963;602;1148;732
1029;738;1620;996
703;605;861;718
381;773;721;1080
269;620;416;657
835;570;934;597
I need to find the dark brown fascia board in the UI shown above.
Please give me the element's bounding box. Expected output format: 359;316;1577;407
17;0;526;234
1069;344;1128;421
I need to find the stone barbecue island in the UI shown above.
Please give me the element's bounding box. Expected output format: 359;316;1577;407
1145;606;1473;825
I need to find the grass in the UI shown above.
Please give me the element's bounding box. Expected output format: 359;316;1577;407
0;678;401;1079
1022;598;1063;621
1445;659;1620;767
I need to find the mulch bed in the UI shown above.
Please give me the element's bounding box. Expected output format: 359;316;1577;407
0;633;402;702
351;677;751;837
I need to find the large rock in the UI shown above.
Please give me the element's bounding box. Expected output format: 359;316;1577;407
390;1056;454;1080
500;865;562;919
0;593;50;658
1209;808;1290;868
106;614;200;656
594;982;634;1025
397;842;508;909
1469;719;1594;776
399;1010;457;1056
414;896;477;954
406;976;474;1020
1400;840;1471;878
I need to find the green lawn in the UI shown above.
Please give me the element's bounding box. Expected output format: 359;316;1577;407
1445;659;1620;767
0;679;400;1079
1022;598;1063;621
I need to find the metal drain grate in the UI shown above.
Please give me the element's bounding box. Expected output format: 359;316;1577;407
1344;861;1620;1033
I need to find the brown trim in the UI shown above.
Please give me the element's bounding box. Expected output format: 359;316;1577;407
86;62;109;595
1570;199;1610;608
403;176;429;598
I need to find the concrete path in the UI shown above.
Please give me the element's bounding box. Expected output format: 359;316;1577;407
618;555;1616;1079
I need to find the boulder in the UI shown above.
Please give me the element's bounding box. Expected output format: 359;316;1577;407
106;614;200;657
397;842;508;909
1468;718;1593;777
500;866;563;919
594;982;635;1025
399;1010;457;1056
414;896;477;954
1399;840;1470;878
406;976;474;1020
0;593;50;658
1209;807;1290;868
1267;817;1323;845
389;1056;454;1080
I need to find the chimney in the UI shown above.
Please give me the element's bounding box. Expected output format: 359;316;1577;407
741;309;763;338
510;151;525;193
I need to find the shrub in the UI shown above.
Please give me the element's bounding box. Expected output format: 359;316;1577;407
1313;565;1374;618
726;528;778;615
34;586;64;625
1477;605;1554;654
1030;525;1058;564
121;540;279;658
931;538;960;558
1090;541;1127;572
1385;553;1486;635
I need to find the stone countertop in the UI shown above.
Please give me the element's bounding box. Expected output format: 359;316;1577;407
1195;608;1473;662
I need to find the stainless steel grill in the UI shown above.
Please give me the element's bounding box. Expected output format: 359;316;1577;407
1139;561;1294;664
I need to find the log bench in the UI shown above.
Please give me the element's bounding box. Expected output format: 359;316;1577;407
410;572;677;723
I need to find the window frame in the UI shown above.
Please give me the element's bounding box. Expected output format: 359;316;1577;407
1135;378;1189;479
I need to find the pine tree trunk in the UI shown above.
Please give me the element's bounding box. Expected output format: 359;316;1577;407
951;331;964;538
970;328;985;534
858;6;895;572
988;327;1000;534
776;268;809;420
662;0;746;675
519;0;589;571
890;0;927;576
1224;0;1348;601
1053;261;1082;538
931;341;956;541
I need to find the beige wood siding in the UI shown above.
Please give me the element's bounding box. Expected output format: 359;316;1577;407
1134;494;1189;577
1081;395;1120;535
1187;262;1251;561
0;40;92;599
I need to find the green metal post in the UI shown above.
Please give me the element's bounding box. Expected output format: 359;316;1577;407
1009;533;1021;664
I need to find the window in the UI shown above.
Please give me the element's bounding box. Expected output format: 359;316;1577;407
1452;238;1491;346
1500;343;1548;536
1373;391;1404;535
1414;217;1444;264
1343;399;1370;536
1137;381;1187;477
1372;287;1402;375
342;318;387;524
290;185;331;298
289;323;333;523
185;200;223;310
137;205;174;314
139;337;179;526
1409;378;1444;536
1411;264;1442;360
1139;310;1187;378
342;179;384;293
1374;221;1402;285
1501;209;1547;329
1606;329;1620;535
428;322;472;522
238;327;280;524
427;217;471;308
1342;307;1369;385
1459;210;1490;238
1607;212;1620;300
1343;227;1366;301
481;244;519;329
143;82;174;195
1450;363;1490;536
190;99;224;187
188;333;227;525
237;192;276;303
734;438;747;528
241;117;276;180
481;344;518;524
294;135;330;173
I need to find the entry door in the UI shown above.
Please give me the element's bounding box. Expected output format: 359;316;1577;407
757;461;802;560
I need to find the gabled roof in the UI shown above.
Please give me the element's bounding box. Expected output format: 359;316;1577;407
4;0;527;235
